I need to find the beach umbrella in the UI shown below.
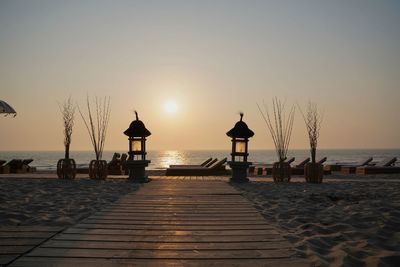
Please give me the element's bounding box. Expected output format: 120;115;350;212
0;100;17;117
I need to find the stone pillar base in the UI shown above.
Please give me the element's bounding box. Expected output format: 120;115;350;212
125;160;151;183
228;161;252;183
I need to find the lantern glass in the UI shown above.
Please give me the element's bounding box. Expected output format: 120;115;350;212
235;140;246;153
131;139;142;152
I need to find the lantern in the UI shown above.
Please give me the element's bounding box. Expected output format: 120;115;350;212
123;111;151;182
226;113;254;182
227;113;254;162
124;111;151;160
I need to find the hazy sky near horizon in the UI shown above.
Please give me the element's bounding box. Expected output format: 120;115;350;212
1;0;399;151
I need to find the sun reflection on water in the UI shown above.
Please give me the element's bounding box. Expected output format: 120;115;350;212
158;150;187;168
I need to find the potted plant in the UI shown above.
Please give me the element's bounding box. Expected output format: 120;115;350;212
79;95;111;180
299;102;323;183
258;97;295;182
57;97;77;179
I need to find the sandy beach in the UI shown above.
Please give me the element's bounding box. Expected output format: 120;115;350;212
234;174;400;267
1;173;399;266
0;178;139;226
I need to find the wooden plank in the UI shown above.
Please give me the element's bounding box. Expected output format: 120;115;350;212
0;238;47;246
111;203;252;207
62;228;278;236
88;215;264;220
42;240;293;250
27;247;295;259
82;219;269;225
53;234;285;242
74;223;274;231
91;211;262;217
10;257;310;267
0;232;57;238
0;226;64;232
0;255;17;266
97;211;259;216
0;245;32;254
101;206;256;214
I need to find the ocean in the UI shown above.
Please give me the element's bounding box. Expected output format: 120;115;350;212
0;149;399;170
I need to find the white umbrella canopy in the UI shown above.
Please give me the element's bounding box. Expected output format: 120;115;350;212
0;100;17;117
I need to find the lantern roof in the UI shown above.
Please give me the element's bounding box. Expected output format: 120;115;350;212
226;113;254;138
124;111;151;137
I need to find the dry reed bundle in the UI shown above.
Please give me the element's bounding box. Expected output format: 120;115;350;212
298;102;323;163
58;97;75;159
257;97;295;162
78;95;111;161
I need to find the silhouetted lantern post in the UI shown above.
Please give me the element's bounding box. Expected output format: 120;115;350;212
226;113;254;182
124;111;151;183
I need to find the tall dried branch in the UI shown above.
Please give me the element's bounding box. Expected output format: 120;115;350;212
257;97;295;162
298;101;323;163
58;97;76;159
78;95;111;160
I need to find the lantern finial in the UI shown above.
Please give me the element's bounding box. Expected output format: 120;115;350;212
240;112;243;121
135;111;139;121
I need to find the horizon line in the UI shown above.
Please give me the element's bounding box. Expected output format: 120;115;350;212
1;148;400;152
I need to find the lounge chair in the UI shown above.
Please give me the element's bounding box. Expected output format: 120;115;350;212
166;158;229;176
120;153;129;174
3;159;34;173
252;157;296;176
0;160;9;174
170;158;213;168
318;157;327;164
265;157;296;175
22;159;36;173
108;153;124;175
288;157;312;175
356;157;399;175
204;158;218;167
324;157;373;172
339;157;374;174
4;159;22;173
285;157;296;164
295;157;311;168
291;157;330;175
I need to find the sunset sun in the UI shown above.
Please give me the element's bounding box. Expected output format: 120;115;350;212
164;100;178;114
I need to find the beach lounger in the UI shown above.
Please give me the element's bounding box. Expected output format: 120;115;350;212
0;160;10;174
286;157;311;175
291;157;330;175
285;157;296;165
325;157;373;172
108;153;124;175
318;157;327;164
22;159;36;173
3;159;34;173
294;157;310;168
166;158;229;176
170;157;213;168
120;153;128;174
339;157;374;174
356;157;399;175
253;157;296;176
204;158;218;167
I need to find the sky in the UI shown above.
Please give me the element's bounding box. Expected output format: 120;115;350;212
1;0;399;151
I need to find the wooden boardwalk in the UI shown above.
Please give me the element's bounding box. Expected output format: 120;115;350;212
10;179;309;266
0;226;64;266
